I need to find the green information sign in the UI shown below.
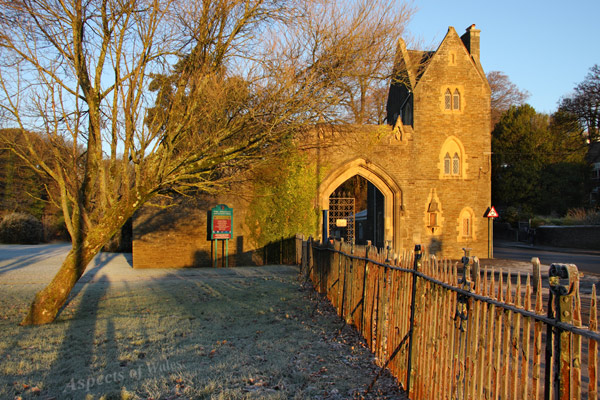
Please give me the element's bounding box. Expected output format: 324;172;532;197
210;204;233;240
210;204;233;268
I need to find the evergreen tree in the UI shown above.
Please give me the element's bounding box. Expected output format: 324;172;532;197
492;105;588;215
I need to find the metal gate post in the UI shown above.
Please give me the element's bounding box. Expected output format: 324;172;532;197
322;209;328;242
406;244;422;398
547;263;579;400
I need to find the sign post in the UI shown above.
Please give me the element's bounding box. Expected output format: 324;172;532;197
485;206;499;259
210;204;233;267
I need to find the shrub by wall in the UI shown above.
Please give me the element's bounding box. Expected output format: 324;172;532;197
0;212;43;244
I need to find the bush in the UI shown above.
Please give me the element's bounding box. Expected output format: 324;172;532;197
501;206;533;228
565;208;600;225
0;212;44;244
42;214;70;242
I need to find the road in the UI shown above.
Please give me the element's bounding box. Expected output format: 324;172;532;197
494;242;600;276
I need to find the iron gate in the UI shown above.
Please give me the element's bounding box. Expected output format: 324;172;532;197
328;195;355;243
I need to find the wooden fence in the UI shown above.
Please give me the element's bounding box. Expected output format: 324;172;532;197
299;237;599;399
261;236;300;265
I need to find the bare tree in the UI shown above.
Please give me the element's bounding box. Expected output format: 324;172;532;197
274;0;414;124
559;64;600;143
487;70;530;128
0;0;413;324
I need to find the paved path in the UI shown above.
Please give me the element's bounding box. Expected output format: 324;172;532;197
1;242;595;291
0;243;291;286
494;240;600;275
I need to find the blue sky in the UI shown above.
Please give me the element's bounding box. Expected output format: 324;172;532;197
406;0;600;114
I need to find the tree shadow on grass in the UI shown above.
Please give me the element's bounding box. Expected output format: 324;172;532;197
45;278;112;396
34;252;141;398
4;262;400;398
0;243;71;276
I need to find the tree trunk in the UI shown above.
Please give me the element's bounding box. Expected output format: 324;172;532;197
20;241;101;325
19;198;143;325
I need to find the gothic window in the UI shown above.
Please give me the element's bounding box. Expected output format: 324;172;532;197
458;208;475;241
443;87;463;112
444;153;451;175
462;217;471;237
453;89;460;110
429;212;438;228
427;197;441;234
453;153;460;175
439;137;466;179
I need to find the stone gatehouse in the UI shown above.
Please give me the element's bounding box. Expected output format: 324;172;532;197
133;25;491;268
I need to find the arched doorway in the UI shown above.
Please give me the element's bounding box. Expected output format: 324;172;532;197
317;159;402;250
328;176;384;247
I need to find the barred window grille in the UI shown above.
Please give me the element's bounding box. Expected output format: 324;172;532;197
328;196;355;244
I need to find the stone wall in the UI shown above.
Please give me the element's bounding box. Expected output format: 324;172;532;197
535;226;600;250
133;194;258;268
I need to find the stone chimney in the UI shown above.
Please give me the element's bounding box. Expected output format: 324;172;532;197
461;24;480;60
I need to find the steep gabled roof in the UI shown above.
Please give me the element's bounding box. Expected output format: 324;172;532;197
396;26;489;91
408;50;435;82
387;40;435;95
386;25;490;126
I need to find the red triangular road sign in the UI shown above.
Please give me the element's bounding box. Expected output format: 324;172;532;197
486;206;499;218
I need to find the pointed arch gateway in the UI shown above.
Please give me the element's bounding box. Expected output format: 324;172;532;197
318;158;403;250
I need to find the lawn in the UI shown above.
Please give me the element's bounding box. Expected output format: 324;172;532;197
0;263;403;399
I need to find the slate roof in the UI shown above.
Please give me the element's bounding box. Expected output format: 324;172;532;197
408;50;435;82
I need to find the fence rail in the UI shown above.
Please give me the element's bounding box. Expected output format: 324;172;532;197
298;237;599;399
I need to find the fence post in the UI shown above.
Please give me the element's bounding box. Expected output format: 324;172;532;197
546;263;579;400
532;257;541;296
280;236;283;265
406;244;422;398
296;234;303;265
301;238;308;281
306;236;314;279
380;266;390;363
360;244;371;336
336;240;344;315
